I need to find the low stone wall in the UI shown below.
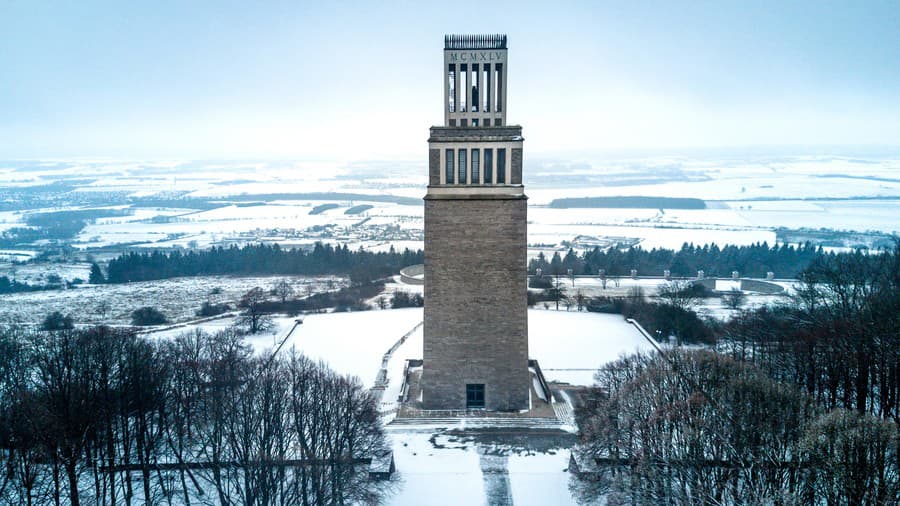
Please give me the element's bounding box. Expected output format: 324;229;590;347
739;279;785;294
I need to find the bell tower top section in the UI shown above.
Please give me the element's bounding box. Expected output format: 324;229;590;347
428;34;523;193
443;34;508;128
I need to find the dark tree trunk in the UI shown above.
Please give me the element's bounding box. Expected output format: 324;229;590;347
65;460;80;506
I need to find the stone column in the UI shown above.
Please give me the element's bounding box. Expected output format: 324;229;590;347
466;65;473;117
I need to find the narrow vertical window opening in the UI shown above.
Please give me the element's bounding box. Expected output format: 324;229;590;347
459;64;467;112
445;149;454;184
484;149;493;183
495;63;503;112
471;149;480;184
484;66;491;112
497;148;506;183
471;64;479;112
458;149;467;184
447;64;456;113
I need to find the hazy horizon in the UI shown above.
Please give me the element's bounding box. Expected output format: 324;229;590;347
2;1;898;160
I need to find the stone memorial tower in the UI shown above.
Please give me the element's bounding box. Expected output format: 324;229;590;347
422;34;529;411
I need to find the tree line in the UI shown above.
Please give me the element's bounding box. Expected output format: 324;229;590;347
721;246;900;422
0;277;46;295
572;243;900;504
530;241;832;279
99;242;423;285
574;350;899;504
1;210;131;248
548;196;706;209
0;326;389;505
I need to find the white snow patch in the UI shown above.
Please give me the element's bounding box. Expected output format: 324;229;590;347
388;432;485;506
508;451;578;506
257;308;424;388
529;310;655;386
715;279;742;291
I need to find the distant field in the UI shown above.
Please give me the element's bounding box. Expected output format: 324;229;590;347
0;154;896;257
0;274;346;326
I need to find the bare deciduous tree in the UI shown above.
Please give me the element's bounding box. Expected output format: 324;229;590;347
721;288;746;310
802;409;900;504
237;287;272;334
575;290;586;311
656;279;702;310
271;278;294;304
0;324;391;506
572;348;900;505
574;350;813;504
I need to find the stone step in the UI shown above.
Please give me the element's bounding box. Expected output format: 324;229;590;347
387;417;563;429
551;401;576;428
551;390;578;429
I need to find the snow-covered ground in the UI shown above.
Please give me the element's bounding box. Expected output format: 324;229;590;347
60;197;899;253
163;308;651;390
259;308;423;389
0;275;345;326
528;310;656;385
388;431;577;506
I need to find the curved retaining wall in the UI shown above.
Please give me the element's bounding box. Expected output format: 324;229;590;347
399;264;425;285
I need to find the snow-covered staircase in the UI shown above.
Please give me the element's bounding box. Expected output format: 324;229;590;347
551;400;576;429
386;416;565;430
550;389;577;431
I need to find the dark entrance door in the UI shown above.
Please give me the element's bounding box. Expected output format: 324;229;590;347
466;384;485;409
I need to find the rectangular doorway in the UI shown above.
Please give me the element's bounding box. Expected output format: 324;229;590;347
466;384;485;409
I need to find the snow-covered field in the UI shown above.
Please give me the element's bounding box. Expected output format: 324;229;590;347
258;308;424;389
1;155;897;265
0;275;345;326
45;196;900;253
148;307;651;390
0;265;791;329
529;310;656;385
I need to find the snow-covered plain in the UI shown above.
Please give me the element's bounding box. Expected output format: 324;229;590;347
2;155;897;266
260;308;424;389
0;275;345;326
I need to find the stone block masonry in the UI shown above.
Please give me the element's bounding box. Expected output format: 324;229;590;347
429;149;441;185
422;195;529;410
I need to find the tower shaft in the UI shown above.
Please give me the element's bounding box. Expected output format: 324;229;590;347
422;34;529;411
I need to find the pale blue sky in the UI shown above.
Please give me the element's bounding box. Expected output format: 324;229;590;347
1;1;898;159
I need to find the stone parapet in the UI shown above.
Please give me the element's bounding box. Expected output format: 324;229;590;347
429;125;523;143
